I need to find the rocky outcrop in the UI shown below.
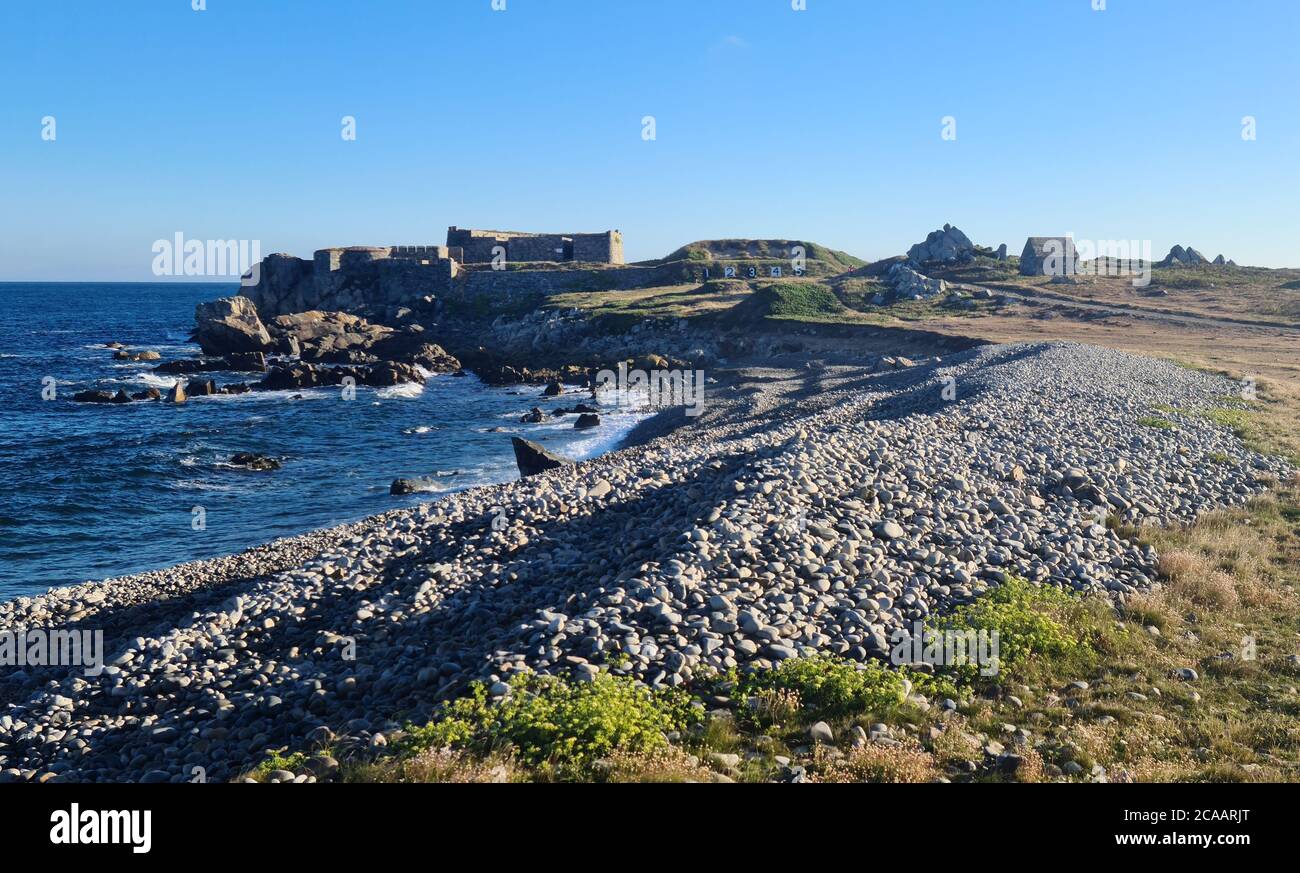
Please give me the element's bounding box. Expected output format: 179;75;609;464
72;389;131;404
886;263;948;300
906;224;976;264
511;437;574;477
266;312;460;373
1212;254;1237;266
257;361;426;392
271;311;392;360
244;253;315;315
155;352;267;375
167;381;186;403
194;296;272;355
1158;245;1210;267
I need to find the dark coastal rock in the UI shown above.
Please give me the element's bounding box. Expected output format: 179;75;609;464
73;389;131;404
224;352;267;372
404;342;460;374
186;379;217;396
275;334;301;357
221;383;252;395
313;348;380;366
543;381;563;397
156;351;267;374
113;349;161;362
389;478;432;495
260;363;323;391
230;452;280;471
520;407;547;424
357;362;424;387
131;388;162;401
511;437;574;478
552;403;599;416
155;358;223;375
574;413;601;429
194;296;273;355
257;361;425;392
167;381;187;403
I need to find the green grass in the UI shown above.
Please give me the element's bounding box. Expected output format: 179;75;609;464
1137;415;1176;430
1202;405;1251;437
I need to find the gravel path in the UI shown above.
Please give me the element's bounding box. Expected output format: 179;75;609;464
0;341;1289;783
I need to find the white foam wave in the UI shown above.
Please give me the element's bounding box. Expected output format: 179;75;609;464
376;382;424;399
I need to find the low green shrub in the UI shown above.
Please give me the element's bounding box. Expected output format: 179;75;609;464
933;576;1103;685
399;672;700;776
738;655;908;718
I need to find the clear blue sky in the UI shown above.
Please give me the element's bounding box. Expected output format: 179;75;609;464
2;0;1297;280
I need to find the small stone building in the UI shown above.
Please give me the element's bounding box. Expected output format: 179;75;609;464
1020;236;1079;277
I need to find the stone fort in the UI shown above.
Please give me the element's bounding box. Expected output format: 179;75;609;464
447;227;624;265
244;225;675;319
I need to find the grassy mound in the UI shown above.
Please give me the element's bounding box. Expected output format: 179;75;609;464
650;239;865;274
722;281;846;324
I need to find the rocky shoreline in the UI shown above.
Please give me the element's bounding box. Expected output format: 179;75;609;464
1;341;1289;782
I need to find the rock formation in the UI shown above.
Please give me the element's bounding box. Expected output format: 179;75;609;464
906;224;976;264
1158;245;1210;267
886;263;948;300
194;296;273;355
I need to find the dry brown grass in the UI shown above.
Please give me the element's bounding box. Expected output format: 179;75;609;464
1009;748;1046;783
1158;550;1240;609
928;717;983;766
818;741;941;783
1150;494;1291;612
597;747;721;783
343;748;517;783
750;687;803;724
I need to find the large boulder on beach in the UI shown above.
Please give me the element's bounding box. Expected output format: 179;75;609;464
194;296;273;355
511;437;574;478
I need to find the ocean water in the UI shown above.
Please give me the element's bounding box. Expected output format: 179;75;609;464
0;283;645;599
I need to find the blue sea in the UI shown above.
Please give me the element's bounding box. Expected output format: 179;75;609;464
0;283;644;599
